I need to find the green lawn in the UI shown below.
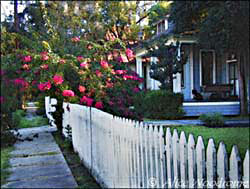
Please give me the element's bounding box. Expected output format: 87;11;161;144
165;125;249;158
18;116;49;129
1;146;14;186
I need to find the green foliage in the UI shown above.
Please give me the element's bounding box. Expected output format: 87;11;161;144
12;110;26;128
199;113;225;127
1;146;14;185
18;117;49;129
134;90;184;120
143;39;187;90
12;109;48;129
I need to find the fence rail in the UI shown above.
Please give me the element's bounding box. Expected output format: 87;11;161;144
61;102;249;188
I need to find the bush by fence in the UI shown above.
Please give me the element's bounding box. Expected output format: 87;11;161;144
60;102;249;188
134;90;184;120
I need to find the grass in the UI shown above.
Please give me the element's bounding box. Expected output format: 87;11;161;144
164;125;249;158
53;131;100;189
1;146;14;186
18;116;49;128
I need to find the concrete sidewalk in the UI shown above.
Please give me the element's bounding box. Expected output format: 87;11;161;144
2;126;78;188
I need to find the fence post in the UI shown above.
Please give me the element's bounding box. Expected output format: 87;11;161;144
158;126;166;188
243;150;249;189
217;142;228;188
229;145;242;188
153;125;160;188
166;128;173;188
135;122;141;188
196;136;206;188
179;131;188;188
188;134;196;188
144;124;150;188
139;122;145;188
172;129;180;188
148;125;155;188
206;138;216;188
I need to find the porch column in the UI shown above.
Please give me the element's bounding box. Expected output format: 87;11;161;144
173;43;182;93
136;57;143;89
150;57;160;90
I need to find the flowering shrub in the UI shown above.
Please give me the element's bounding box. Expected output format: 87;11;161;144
1;36;143;123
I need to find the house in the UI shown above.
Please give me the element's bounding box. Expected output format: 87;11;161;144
133;15;247;116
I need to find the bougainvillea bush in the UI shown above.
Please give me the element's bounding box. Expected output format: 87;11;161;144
1;35;143;134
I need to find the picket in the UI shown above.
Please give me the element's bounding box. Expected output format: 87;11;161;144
243;150;249;189
158;126;165;188
144;124;150;188
179;131;188;188
54;101;249;189
217;142;228;189
196;136;206;188
172;129;180;188
188;134;196;188
229;145;241;188
206;138;216;189
166;128;173;188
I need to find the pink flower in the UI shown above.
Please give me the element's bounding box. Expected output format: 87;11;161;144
78;85;86;93
62;90;75;97
123;75;133;80
80;96;93;106
22;64;30;70
115;70;127;75
32;80;37;86
96;70;102;77
125;48;135;61
40;52;48;56
118;55;128;63
41;54;49;61
80;62;88;69
72;37;80;42
108;101;114;106
77;56;84;62
100;60;109;69
38;81;51;91
106;82;113;88
22;56;32;62
133;87;140;93
53;75;64;85
95;101;104;109
59;59;66;64
40;64;49;70
13;78;28;87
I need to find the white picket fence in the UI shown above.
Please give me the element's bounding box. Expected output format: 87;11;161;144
62;102;249;188
45;96;57;127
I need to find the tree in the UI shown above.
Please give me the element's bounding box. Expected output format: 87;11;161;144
143;36;187;90
169;1;249;115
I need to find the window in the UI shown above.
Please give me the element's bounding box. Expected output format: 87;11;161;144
200;50;215;86
228;61;238;96
157;20;167;34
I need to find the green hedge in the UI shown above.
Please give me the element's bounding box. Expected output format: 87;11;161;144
134;90;185;120
199;113;225;127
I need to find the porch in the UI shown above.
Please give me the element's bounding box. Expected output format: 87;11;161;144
183;101;240;116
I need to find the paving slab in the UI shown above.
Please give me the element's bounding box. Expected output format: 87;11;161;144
10;154;65;167
3;175;77;188
7;163;72;182
2;125;78;188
